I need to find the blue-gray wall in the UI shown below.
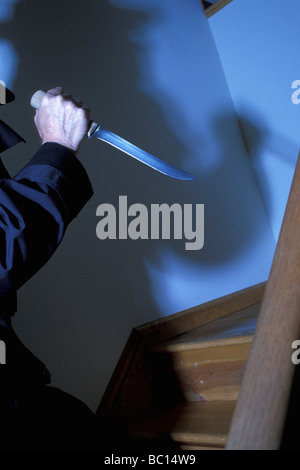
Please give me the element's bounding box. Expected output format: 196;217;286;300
210;0;300;240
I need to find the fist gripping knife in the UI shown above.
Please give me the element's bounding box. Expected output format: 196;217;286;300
31;90;195;181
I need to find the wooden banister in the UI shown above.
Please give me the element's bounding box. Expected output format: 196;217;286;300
226;153;300;450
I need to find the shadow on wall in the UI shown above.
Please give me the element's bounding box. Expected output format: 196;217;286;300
142;111;270;314
0;0;273;411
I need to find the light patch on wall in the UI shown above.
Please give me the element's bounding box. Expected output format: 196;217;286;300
0;0;21;22
0;39;18;88
143;239;271;317
0;0;20;88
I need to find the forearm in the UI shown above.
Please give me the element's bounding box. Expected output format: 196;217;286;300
15;142;93;221
0;143;93;296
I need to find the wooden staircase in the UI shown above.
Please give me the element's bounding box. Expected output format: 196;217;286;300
96;283;265;450
97;151;300;450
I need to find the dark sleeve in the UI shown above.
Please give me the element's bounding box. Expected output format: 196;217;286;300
0;142;93;296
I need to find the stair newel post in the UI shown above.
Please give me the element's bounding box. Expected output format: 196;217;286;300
226;152;300;450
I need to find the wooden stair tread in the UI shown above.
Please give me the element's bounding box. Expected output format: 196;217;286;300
125;401;235;448
152;302;261;353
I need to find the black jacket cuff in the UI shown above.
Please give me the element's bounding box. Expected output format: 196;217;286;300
14;142;93;220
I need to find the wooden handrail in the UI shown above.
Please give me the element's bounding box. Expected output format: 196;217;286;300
226;153;300;450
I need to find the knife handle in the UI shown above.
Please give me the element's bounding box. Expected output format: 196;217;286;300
30;90;98;137
30;90;46;109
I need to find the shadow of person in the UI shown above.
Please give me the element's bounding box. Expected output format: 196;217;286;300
195;111;269;265
143;111;270;268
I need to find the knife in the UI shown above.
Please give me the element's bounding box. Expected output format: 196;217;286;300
30;90;195;181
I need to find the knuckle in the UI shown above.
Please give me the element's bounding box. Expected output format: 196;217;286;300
42;94;51;105
76;108;86;121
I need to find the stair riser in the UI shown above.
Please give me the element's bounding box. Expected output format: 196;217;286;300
167;342;251;401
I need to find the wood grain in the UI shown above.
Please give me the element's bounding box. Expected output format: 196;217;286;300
226;153;300;450
169;343;251;401
97;284;265;429
126;401;236;449
151;302;260;353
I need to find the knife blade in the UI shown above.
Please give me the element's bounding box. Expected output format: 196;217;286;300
31;90;195;180
88;123;195;180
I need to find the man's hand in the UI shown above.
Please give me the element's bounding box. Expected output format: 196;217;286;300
34;87;90;153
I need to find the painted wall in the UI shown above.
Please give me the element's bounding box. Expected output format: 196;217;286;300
0;0;275;412
209;0;300;240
